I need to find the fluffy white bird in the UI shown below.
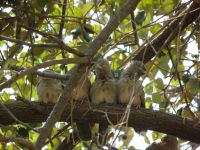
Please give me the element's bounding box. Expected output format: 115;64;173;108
90;59;117;105
117;61;145;108
36;69;63;103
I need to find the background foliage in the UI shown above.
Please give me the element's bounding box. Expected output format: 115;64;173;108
0;0;200;149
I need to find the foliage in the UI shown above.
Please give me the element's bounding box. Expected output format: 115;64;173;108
0;0;200;149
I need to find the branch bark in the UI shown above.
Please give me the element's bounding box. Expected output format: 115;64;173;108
1;101;200;144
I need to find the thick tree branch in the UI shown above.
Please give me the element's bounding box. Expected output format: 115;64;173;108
134;2;200;63
35;0;140;149
1;101;200;144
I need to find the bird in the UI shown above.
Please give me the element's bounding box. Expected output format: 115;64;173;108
117;61;146;133
63;70;92;141
36;69;63;103
117;61;146;108
63;70;91;102
90;58;117;105
90;58;117;144
145;134;179;150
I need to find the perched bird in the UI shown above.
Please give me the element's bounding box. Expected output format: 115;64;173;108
63;70;91;102
145;135;179;150
90;59;117;105
36;69;63;103
64;70;92;141
117;61;145;108
90;58;117;144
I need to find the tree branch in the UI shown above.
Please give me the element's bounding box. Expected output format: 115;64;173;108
0;57;89;90
1;101;200;144
0;136;36;150
0;35;84;57
0;63;70;80
35;0;141;149
134;2;200;63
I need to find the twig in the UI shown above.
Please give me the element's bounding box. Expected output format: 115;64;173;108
0;57;89;91
167;48;195;118
1;64;70;80
58;0;67;39
45;124;71;145
56;132;79;150
134;2;200;63
0;35;57;48
0;136;37;150
130;11;139;46
58;0;68;73
0;35;84;57
20;25;85;57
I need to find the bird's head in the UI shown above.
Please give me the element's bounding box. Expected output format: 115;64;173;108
123;61;146;79
94;58;113;79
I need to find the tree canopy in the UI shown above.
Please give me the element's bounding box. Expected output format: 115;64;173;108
0;0;200;149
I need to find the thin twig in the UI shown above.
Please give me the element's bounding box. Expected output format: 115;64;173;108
0;136;37;150
130;11;139;46
1;64;70;80
0;57;89;91
20;25;85;57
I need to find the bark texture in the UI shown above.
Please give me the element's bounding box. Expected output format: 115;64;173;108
1;101;200;143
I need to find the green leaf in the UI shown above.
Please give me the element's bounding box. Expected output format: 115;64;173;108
159;101;168;110
135;10;146;25
1;92;10;102
182;74;190;84
186;78;200;94
144;82;153;94
144;134;150;144
82;31;92;42
151;24;162;34
37;0;52;8
154;78;164;90
2;58;19;69
145;97;151;109
152;93;161;104
157;56;170;76
17;127;29;138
